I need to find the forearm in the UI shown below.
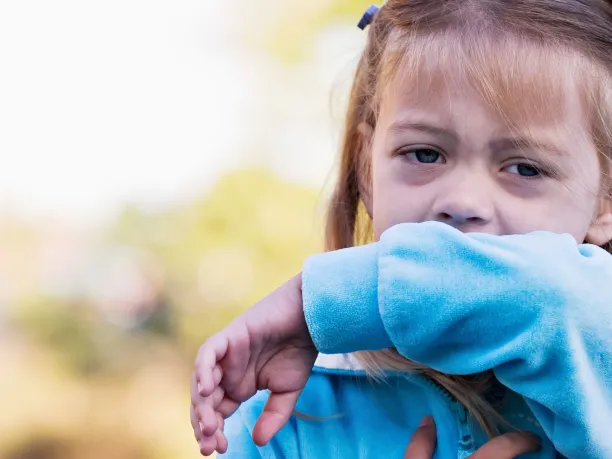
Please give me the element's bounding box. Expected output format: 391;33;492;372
302;221;612;457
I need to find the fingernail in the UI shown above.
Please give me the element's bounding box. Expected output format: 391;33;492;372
419;415;434;427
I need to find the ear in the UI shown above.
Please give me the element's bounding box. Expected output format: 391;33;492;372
586;196;612;246
357;122;374;219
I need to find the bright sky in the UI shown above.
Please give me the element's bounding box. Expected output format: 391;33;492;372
0;1;362;225
0;0;253;223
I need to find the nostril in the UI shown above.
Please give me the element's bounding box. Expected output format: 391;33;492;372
437;213;484;224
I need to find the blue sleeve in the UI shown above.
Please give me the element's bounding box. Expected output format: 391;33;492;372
218;409;261;458
302;221;612;459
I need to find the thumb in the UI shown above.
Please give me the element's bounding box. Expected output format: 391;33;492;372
404;416;437;459
469;432;540;458
252;390;302;446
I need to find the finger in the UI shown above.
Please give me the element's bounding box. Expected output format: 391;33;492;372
403;416;437;459
196;404;217;437
191;377;226;411
215;430;228;454
191;374;219;436
215;327;252;397
218;413;225;431
195;336;228;397
191;407;218;457
252;391;302;446
195;386;225;437
212;365;223;387
198;433;217;457
470;432;540;459
217;397;240;418
195;335;229;397
190;371;200;405
190;405;203;443
215;415;228;454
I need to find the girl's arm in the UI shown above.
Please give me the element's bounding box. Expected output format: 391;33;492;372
303;221;612;459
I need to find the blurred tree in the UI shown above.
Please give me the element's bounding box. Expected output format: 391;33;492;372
107;168;323;349
12;296;108;377
11;168;323;374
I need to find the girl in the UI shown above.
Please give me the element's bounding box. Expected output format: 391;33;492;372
192;1;612;457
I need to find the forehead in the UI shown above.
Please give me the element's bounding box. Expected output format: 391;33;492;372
378;68;589;150
377;30;596;136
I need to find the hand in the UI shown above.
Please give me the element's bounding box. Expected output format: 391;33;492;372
404;416;541;459
191;274;318;456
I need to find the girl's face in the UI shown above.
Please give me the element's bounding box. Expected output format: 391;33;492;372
370;72;612;244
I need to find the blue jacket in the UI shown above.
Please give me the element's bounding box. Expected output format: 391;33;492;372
220;222;612;458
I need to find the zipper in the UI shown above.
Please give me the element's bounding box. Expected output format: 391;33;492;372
453;400;475;459
415;374;475;459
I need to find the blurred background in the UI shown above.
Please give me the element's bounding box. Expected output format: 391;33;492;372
0;0;372;457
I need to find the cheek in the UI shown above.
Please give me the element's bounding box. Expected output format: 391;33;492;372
550;148;602;240
559;171;601;238
555;189;599;241
372;160;401;239
507;187;597;241
372;170;426;239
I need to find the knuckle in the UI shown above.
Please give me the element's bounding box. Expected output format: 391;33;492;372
194;347;205;365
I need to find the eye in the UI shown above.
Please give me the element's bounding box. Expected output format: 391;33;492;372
506;163;542;177
405;148;443;164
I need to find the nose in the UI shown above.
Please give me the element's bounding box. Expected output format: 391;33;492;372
432;171;493;228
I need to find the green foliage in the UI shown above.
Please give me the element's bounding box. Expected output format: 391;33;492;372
12;297;108;377
11;168;323;376
12;295;172;378
108;168;323;347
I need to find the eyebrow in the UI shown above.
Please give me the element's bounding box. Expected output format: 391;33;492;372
489;137;566;157
387;120;459;142
387;120;566;156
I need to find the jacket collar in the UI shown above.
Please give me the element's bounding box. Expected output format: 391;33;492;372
313;353;365;373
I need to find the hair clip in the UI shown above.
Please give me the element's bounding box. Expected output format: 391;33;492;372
357;5;380;30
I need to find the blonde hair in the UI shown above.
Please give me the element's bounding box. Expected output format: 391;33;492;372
326;0;612;436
